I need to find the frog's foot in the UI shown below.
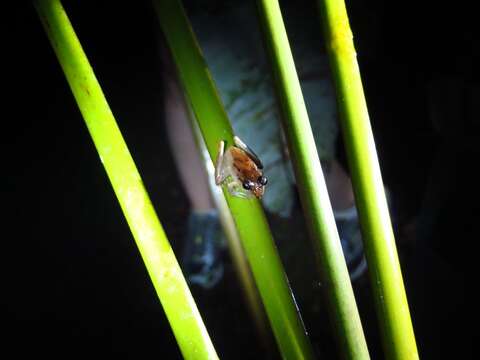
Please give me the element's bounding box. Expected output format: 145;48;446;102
215;140;225;185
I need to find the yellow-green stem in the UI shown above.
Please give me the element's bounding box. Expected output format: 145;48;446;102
256;1;370;359
316;0;419;358
34;1;218;358
153;0;315;358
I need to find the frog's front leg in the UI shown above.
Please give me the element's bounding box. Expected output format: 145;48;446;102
215;140;226;185
226;181;254;199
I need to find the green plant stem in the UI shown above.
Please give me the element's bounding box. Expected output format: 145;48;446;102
34;1;218;358
153;0;315;358
316;0;419;358
193;127;273;353
256;1;369;359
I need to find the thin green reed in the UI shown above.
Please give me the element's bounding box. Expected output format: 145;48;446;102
257;1;370;359
317;0;419;358
34;0;218;358
153;0;315;358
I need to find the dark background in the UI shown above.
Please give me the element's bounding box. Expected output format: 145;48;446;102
4;0;477;358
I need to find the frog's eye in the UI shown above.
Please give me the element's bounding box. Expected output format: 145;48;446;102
258;176;268;186
242;180;255;190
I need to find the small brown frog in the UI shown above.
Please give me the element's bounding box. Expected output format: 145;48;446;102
215;136;268;199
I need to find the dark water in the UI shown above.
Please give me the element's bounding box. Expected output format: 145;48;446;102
3;1;476;358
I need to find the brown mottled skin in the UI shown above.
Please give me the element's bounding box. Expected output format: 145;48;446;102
230;146;265;198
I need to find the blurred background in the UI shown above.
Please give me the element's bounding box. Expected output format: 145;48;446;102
3;0;477;358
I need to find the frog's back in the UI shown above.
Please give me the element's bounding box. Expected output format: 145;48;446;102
230;146;261;183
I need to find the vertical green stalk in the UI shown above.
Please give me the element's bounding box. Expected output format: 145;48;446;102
34;1;218;359
153;0;315;358
316;0;419;359
257;1;369;359
193;128;272;352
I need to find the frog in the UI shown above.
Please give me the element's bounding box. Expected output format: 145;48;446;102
215;136;268;199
